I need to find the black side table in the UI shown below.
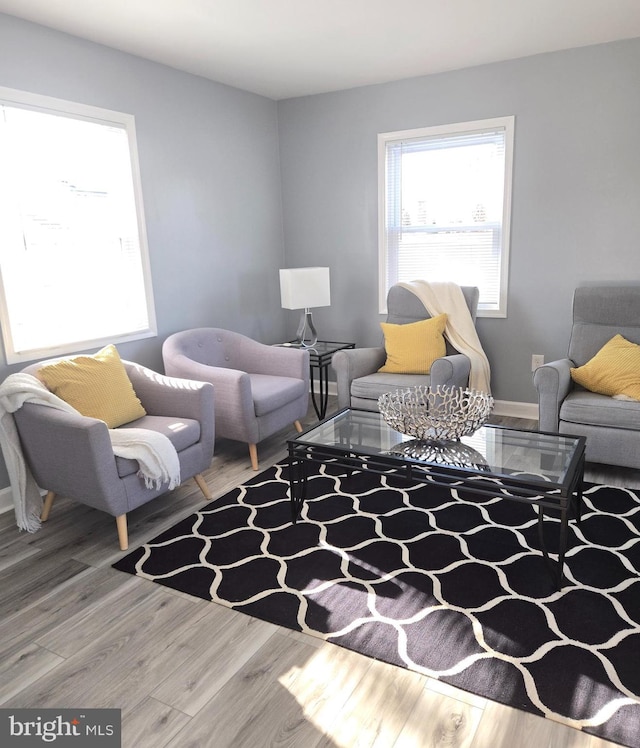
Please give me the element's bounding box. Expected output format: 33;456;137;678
278;340;355;419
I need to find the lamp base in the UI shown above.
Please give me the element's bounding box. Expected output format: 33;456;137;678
293;309;318;348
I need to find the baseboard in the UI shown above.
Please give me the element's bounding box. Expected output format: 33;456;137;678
492;399;539;421
0;485;13;515
326;382;338;396
324;382;538;422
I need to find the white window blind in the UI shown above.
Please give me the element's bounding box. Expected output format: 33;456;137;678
379;117;514;317
0;87;157;364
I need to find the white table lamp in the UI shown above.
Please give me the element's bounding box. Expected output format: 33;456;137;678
279;267;331;347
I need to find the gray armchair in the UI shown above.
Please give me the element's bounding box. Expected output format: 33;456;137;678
332;284;480;411
13;359;215;550
162;328;309;470
534;285;640;468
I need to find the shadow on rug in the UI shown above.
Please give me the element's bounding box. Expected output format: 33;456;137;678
113;462;640;748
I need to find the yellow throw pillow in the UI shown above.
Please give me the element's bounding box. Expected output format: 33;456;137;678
570;334;640;401
378;314;447;374
38;344;146;428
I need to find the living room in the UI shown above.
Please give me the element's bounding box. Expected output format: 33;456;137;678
0;2;639;747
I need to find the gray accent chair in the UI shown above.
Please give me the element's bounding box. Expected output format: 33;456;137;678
332;284;480;411
14;359;215;550
162;328;309;470
534;285;640;468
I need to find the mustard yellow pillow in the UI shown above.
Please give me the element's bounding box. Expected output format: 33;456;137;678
38;344;146;428
378;314;447;374
570;334;640;401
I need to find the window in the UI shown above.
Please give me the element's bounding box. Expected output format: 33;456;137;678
378;117;514;317
0;87;156;364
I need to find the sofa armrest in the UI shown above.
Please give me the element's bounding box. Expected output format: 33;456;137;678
13;404;127;514
332;347;386;409
430;354;472;390
162;353;259;437
125;362;214;420
533;358;574;432
125;361;215;449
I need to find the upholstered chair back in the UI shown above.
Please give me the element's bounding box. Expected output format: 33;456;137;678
164;328;261;372
385;285;479;356
568;286;640;366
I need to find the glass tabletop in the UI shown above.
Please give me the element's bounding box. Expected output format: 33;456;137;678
277;340;355;364
304;341;354;356
289;408;586;492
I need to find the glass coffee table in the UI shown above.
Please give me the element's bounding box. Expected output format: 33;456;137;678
287;408;586;589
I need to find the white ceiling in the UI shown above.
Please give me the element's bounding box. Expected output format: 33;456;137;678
1;0;640;100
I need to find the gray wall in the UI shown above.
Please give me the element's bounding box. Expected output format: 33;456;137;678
0;13;286;488
277;38;640;405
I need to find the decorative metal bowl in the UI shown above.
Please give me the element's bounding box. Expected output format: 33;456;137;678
378;385;494;441
387;439;490;471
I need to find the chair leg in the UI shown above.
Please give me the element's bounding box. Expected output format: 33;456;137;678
194;473;211;499
249;443;259;471
116;514;128;551
294;420;303;433
40;491;56;521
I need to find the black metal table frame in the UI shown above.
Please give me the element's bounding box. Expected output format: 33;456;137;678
306;341;355;419
287;425;586;590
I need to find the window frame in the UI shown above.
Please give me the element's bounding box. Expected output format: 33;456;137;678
378;116;515;318
0;86;157;365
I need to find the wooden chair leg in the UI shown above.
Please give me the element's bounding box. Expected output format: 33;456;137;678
40;491;56;522
294;420;303;433
194;473;211;499
249;443;259;471
116;514;128;551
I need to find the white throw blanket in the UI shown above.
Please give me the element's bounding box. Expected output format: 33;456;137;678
0;373;181;533
398;280;492;393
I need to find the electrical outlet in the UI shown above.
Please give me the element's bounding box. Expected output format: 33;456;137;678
531;354;545;371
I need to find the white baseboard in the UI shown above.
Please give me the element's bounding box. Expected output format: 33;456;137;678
0;485;13;515
492;399;539;421
324;382;539;422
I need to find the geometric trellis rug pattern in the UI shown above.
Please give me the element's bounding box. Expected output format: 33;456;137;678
113;463;640;748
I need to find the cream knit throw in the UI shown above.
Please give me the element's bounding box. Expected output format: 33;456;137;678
0;373;180;533
398;280;492;394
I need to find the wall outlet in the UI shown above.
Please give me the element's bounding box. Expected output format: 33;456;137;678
531;354;545;371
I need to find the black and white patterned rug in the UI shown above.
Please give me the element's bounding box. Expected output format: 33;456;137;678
113;463;640;747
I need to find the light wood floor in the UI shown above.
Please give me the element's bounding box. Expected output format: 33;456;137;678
0;401;635;748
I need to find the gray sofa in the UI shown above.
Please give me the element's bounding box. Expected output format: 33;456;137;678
14;359;215;549
163;328;309;470
332;284;480;411
534;285;640;468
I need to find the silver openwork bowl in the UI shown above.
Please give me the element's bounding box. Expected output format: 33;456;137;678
387;439;490;471
378;385;494;441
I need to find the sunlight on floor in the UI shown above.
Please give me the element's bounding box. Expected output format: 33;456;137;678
279;644;395;746
277;640;480;747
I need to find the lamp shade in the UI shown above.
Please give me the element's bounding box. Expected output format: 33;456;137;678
279;267;331;310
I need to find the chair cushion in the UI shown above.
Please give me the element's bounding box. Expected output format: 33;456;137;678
560;390;640;431
351;372;432;403
570;334;640;400
38;344;146;428
249;374;307;416
114;415;201;477
378;314;447;374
